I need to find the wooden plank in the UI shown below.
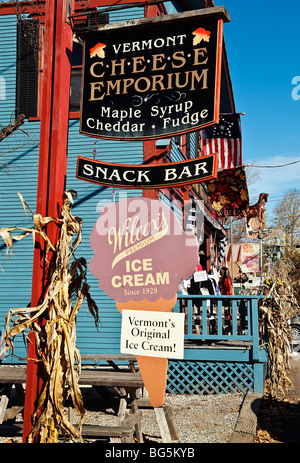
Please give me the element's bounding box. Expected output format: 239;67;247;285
217;299;223;335
232;299;237;336
163;405;179;441
4;405;24;421
117;387;128;421
251;299;260;361
154;407;173;443
0;422;135;439
202;300;207;336
0;383;25;422
0;366;27;383
81;354;136;362
135;397;152;408
127;388;143;443
0;384;12;425
122;410;143;428
19;354;137;373
229;392;262;443
81;424;134;438
234;392;261;434
0;366;144;388
187;301;193;335
77;6;230;38
79;370;144;388
0;395;9;424
229;431;255;443
0;366;144;429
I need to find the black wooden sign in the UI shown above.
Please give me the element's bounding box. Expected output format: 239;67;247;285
79;8;228;141
76;154;217;189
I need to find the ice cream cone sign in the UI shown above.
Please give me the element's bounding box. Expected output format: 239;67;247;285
89;197;199;407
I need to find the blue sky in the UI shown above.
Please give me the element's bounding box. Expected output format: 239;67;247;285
216;0;300;221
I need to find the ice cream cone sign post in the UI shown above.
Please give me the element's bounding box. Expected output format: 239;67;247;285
89;197;199;407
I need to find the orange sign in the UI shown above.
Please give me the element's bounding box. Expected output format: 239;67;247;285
89;197;199;407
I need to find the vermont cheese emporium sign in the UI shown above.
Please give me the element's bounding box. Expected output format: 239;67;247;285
76;153;217;188
79;7;229;140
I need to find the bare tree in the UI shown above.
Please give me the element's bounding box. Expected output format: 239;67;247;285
269;189;300;303
0;114;25;142
272;189;300;248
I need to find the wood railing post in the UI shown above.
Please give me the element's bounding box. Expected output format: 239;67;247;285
251;298;260;362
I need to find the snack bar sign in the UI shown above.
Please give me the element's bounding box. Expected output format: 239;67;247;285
79;8;228;140
76;154;217;189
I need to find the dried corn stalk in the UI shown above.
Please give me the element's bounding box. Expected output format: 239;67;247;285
261;260;299;400
0;190;99;443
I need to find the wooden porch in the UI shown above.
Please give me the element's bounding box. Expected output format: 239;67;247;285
167;294;268;395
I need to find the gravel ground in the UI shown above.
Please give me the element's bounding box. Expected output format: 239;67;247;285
2;354;298;444
0;390;245;444
99;392;245;444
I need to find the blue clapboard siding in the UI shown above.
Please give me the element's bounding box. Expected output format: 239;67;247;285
0;3;198;360
0;130;40;362
66;121;144;355
189;132;198;159
65;4;151;355
99;4;145;22
0;14;40;361
0;14;17;120
159;191;183;225
0;5;147;360
170;132;198;163
0;4;148;361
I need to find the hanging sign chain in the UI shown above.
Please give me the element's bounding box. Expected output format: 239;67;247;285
92;140;97;160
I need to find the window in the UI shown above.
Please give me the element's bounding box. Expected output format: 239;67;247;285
15;13;109;118
175;133;191;159
16;19;39;118
69;40;83;113
70;12;109;114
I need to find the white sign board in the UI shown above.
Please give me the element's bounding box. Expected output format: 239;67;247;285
193;270;208;282
121;310;185;359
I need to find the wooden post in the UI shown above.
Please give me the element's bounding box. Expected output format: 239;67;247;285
154;407;174;443
142;1;165;202
22;0;75;442
0;392;9;424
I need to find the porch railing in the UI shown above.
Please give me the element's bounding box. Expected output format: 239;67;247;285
174;295;266;360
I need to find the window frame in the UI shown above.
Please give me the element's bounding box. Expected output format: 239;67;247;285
16;18;40;119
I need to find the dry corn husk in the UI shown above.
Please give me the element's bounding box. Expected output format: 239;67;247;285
0;190;99;443
261;260;299;400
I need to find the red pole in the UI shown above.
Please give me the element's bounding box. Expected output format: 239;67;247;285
22;0;75;442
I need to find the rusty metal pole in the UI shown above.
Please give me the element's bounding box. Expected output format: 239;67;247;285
22;0;75;442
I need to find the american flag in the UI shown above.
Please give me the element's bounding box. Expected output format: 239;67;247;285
201;113;242;170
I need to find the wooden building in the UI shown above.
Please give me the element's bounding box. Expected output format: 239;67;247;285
0;0;267;395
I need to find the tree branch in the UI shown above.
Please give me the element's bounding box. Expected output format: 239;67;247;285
0;114;25;142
